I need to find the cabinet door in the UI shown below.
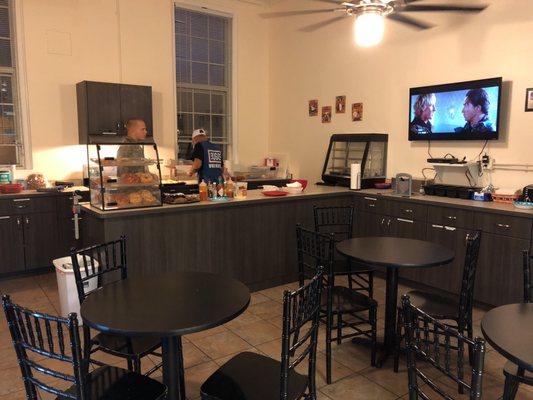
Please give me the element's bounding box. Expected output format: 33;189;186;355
357;211;388;237
23;212;59;269
475;233;529;306
120;84;153;136
419;224;470;295
0;215;25;273
86;82;121;136
391;218;426;282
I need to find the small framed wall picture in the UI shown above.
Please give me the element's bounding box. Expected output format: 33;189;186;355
352;103;363;121
526;88;533;112
309;99;318;116
335;95;346;113
322;106;332;123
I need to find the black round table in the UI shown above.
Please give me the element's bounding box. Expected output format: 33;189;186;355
337;236;454;367
481;303;533;373
81;271;250;400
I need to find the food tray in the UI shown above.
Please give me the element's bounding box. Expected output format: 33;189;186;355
492;193;519;204
164;194;200;205
90;157;158;167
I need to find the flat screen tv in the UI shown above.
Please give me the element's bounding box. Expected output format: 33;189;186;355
408;77;502;141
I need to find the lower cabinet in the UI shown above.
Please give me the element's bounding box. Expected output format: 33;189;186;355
0;215;25;273
23;212;60;269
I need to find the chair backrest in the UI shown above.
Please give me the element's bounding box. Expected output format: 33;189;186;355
296;224;334;284
280;269;323;400
523;250;532;303
2;294;86;400
70;236;127;302
401;295;486;400
313;205;354;242
457;231;482;328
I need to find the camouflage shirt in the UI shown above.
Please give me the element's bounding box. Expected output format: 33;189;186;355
116;137;145;175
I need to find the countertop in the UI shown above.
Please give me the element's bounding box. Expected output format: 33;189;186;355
81;185;353;219
354;188;533;217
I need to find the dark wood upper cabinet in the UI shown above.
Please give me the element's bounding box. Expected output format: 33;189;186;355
77;81;153;144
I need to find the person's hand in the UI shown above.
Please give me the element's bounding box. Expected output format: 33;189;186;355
188;169;195;177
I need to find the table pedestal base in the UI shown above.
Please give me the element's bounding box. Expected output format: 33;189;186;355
162;336;186;400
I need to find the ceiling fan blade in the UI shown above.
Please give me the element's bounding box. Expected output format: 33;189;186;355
387;13;434;30
402;4;488;13
299;15;347;32
259;8;340;18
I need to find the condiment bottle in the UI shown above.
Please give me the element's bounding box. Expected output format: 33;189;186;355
225;177;235;198
199;180;208;201
217;176;225;197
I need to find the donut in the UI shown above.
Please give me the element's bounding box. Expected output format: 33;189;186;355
128;192;142;204
138;172;154;184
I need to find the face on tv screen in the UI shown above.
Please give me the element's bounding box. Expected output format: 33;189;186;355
409;80;501;141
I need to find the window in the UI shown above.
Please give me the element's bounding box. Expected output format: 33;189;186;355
0;0;23;167
174;6;232;161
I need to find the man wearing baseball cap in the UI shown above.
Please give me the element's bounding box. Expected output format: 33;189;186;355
188;128;223;183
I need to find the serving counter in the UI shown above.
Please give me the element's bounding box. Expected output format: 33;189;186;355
81;185;354;290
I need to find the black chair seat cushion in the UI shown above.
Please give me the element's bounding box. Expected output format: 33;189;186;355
93;332;160;357
322;286;377;313
200;352;308;400
405;290;459;321
503;361;533;384
59;366;166;400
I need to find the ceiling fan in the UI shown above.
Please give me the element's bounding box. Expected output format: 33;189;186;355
260;0;488;46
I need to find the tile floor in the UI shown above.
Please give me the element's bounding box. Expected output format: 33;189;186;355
0;273;532;399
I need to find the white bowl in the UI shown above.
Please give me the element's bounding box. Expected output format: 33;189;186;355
283;186;304;194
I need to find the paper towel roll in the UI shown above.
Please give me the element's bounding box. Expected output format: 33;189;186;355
350;163;361;190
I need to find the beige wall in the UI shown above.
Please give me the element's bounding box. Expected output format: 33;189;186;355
16;0;270;180
268;0;533;191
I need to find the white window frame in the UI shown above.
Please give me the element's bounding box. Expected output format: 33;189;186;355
172;1;238;164
0;0;31;168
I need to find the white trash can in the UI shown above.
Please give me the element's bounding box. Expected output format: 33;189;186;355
53;256;99;324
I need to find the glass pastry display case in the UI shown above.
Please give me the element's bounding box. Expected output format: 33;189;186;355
321;133;388;188
88;143;163;210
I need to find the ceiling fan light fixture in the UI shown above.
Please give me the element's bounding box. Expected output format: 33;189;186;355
354;11;384;47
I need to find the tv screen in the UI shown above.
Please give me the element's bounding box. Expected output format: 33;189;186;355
408;77;502;141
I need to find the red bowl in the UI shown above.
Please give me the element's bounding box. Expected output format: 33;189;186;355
0;183;23;194
290;179;308;190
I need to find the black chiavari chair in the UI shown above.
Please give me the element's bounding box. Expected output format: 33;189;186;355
200;269;324;400
70;236;161;374
500;250;533;400
2;294;166;399
401;294;486;400
313;205;375;297
297;224;377;384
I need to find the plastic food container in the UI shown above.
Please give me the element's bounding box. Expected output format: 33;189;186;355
0;183;23;194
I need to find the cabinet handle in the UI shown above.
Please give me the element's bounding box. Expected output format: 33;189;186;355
397;218;414;224
403;209;413;213
380;218;385;225
12;198;30;202
444;226;457;231
101;131;118;135
0;216;10;220
496;223;510;229
387;219;391;227
25;217;29;225
431;224;444;229
364;197;377;201
445;215;457;220
368;203;375;207
16;217;21;226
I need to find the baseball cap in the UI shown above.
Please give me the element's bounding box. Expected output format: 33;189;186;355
192;128;207;139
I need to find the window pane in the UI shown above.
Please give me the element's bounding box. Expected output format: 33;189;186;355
175;35;189;59
209;65;225;86
211;93;225;115
174;9;189;34
209;17;225;41
190;12;208;38
0;75;12;103
0;145;18;164
0;7;10;38
191;62;208;85
209;40;224;64
194;114;210;133
194;91;210;113
0;38;11;67
191;37;208;62
178;113;193;140
1;104;14;135
177;89;192;112
178;142;192;161
0;1;9;8
176;59;190;83
212;115;225;139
